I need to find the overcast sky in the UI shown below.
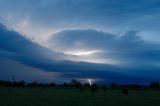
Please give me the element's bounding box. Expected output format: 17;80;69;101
0;0;160;84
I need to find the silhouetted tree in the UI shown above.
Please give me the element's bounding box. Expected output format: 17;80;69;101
110;83;117;89
91;83;98;97
75;82;82;88
83;83;90;88
150;82;160;89
70;79;82;88
29;81;38;87
63;83;69;87
50;82;56;87
0;80;12;87
19;81;25;87
131;84;142;91
124;84;131;89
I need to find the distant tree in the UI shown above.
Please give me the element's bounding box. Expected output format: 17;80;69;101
110;83;117;89
12;81;18;87
63;83;69;87
150;82;160;89
70;79;78;85
124;84;131;89
29;81;38;87
19;81;25;87
0;80;12;87
50;82;56;87
38;83;46;88
83;83;90;88
0;80;5;87
6;81;12;87
90;83;98;97
75;82;82;88
131;84;142;91
70;79;82;88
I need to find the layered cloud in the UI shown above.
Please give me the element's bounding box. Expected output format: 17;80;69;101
0;22;159;83
0;23;70;82
49;29;160;66
0;0;160;83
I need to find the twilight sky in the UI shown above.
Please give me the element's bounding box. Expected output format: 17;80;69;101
0;0;160;84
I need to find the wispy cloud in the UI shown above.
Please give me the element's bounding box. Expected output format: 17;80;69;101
0;0;160;45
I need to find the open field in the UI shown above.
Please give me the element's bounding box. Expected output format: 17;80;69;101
0;87;160;106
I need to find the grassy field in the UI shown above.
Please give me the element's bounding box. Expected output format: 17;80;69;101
0;87;160;106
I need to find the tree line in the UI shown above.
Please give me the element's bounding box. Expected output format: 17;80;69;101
0;79;160;90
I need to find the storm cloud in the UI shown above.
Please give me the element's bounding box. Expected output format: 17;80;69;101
0;0;160;43
0;0;160;84
49;29;160;66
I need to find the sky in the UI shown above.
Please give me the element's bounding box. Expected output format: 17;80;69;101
0;0;160;84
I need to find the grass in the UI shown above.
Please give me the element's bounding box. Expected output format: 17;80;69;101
0;87;160;106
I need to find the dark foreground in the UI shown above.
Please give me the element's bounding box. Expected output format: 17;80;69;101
0;87;160;106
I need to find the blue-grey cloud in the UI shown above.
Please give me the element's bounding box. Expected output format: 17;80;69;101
0;58;63;83
0;0;160;42
0;22;157;84
48;29;160;82
0;23;68;61
0;23;69;82
0;0;160;84
49;29;160;65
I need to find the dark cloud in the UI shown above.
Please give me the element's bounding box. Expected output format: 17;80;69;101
48;29;160;82
0;58;63;83
0;23;68;82
0;23;67;61
0;22;157;83
0;0;160;83
49;29;160;65
1;0;160;41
